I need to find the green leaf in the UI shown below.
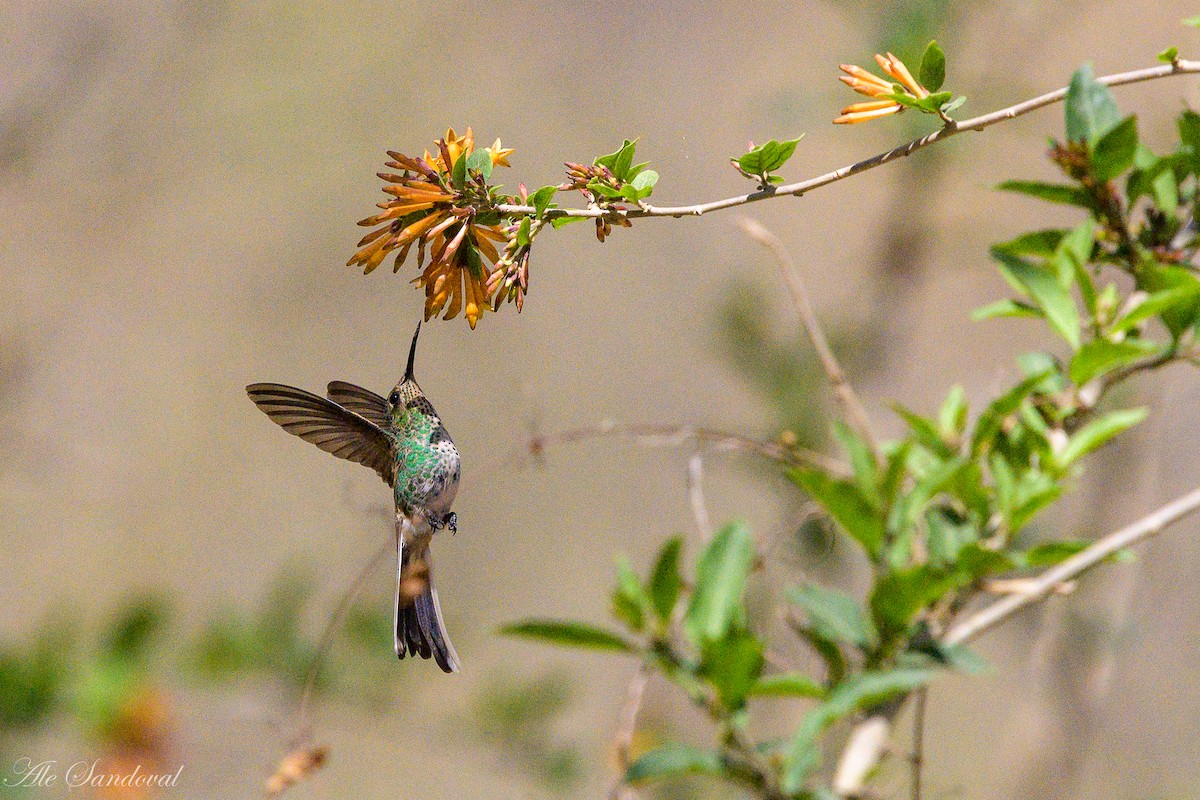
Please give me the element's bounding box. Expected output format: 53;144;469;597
1137;265;1200;336
938;386;969;438
1020;540;1135;567
586;180;623;199
787;584;879;650
734;136;803;177
630;169;659;195
700;628;765;710
941;95;966;114
466;148;493;180
550;215;586;229
893;404;953;456
971;369;1055;453
1091;115;1138;181
834;422;880;508
1064;63;1121;144
870;566;964;640
992;229;1066;257
1068;339;1161;385
451;152;468;190
971;298;1042;321
684;521;755;644
750;672;826;698
992;251;1081;349
612;557;647;632
996;180;1093;208
626;743;725;784
780;668;934;793
595;139;639;181
1111;284;1200;334
647;537;684;622
1185;14;1200;27
530;185;558;216
1056;408;1147;467
925;507;978;568
787;469;885;559
516;216;532;247
918;41;946;92
1158;46;1180;63
1178;110;1200;176
501;620;636;652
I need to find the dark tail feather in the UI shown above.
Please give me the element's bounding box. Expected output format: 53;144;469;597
395;543;460;673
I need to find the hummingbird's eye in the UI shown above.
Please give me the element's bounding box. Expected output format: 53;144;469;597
388;390;400;406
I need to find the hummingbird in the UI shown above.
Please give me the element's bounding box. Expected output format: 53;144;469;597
246;323;461;673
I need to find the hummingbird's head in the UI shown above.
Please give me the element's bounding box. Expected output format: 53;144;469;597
387;321;425;416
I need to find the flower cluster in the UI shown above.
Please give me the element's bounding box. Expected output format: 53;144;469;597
348;128;513;328
562;161;634;242
834;53;929;124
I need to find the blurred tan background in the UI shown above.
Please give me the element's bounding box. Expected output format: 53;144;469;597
3;1;1200;798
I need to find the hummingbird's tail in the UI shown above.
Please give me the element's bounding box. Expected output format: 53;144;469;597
395;533;460;674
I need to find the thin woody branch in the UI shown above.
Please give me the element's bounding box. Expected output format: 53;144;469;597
739;217;880;457
498;59;1200;221
514;420;847;475
943;483;1200;645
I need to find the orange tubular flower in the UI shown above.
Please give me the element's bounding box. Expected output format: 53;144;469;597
348;128;511;328
834;52;930;125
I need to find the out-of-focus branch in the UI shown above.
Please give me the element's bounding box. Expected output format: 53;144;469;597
834;484;1200;797
687;449;713;538
608;665;651;800
515;420;846;475
943;484;1200;645
497;60;1200;221
739;217;879;457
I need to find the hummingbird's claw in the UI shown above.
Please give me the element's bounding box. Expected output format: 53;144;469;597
447;512;457;535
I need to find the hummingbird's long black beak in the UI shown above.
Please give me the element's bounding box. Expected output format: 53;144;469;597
405;321;421;382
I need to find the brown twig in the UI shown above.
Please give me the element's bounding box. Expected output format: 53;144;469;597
513;420;846;475
608;665;652;800
686;448;713;538
739;216;879;457
498;60;1200;221
910;687;927;800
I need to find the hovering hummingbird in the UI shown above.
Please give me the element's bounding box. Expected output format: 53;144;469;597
246;323;461;673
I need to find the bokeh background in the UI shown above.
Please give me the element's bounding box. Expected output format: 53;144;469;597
3;2;1200;799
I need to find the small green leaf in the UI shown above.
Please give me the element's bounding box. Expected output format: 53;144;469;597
630;169;659;194
1068;339;1161;385
684;521;755;644
925;507;978;568
626;744;725;784
466;148;493;180
938;386;968;438
787;469;885;559
530;185;557;216
1020;540;1135;567
1185;15;1200;27
1091;115;1138;181
918;41;946;92
612;557;647;632
1137;265;1200;336
550;215;586;229
971;298;1042;321
1056;408;1147;467
992;229;1066;257
940;95;966;114
750;672;826;698
1178;110;1200;176
870;566;964;640
501;620;636;652
700;628;765;710
734;137;803;177
586;181;623;199
451;152;468;189
787;584;879;650
991;251;1081;349
516;216;532;247
1158;46;1180;63
996;180;1093;208
893;404;954;457
1111;284;1200;334
595;139;639;181
1065;63;1121;144
647;537;684;622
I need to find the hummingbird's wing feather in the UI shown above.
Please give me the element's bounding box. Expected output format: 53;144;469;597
326;381;391;428
246;383;394;484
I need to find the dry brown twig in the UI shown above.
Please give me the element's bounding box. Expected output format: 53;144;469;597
738;216;880;457
608;665;652;800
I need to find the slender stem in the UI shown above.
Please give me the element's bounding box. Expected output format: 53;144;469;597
739;216;880;457
911;688;927;800
497;61;1200;221
608;665;651;800
513;420;846;475
293;537;392;742
943;484;1200;645
686;448;713;538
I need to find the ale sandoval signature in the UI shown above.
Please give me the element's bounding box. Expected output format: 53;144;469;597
4;758;183;790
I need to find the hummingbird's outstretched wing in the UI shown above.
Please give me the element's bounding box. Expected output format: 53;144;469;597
326;381;390;428
246;383;394;484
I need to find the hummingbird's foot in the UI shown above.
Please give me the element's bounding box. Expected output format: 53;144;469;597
447;512;457;534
